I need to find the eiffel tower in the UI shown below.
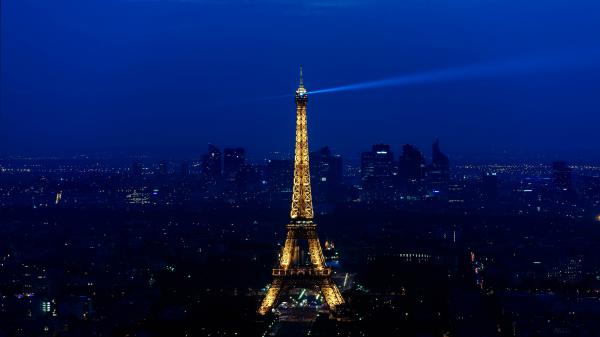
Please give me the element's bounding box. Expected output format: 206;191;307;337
258;66;345;316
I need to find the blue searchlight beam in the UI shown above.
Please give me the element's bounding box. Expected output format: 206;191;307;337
307;49;600;96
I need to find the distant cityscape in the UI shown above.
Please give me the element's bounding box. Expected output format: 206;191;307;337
2;143;600;336
4;0;600;334
2;140;600;219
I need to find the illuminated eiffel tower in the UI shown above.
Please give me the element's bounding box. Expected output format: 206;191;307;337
258;67;345;315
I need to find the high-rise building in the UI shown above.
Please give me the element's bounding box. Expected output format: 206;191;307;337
398;144;425;181
201;144;222;180
361;144;394;182
310;147;343;204
398;144;425;198
223;147;245;183
158;161;168;175
431;139;449;168
426;139;450;196
360;144;395;201
266;158;294;193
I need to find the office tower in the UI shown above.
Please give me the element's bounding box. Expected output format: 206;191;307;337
360;144;394;182
223;147;246;183
310;146;343;203
266;158;294;193
398;144;425;181
158;161;168;175
360;144;395;201
201;144;222;179
426;139;450;196
398;144;425;198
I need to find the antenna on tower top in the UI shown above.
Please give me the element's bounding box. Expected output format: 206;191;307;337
299;65;304;88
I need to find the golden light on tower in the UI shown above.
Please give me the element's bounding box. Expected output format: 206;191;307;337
290;65;313;221
258;66;345;316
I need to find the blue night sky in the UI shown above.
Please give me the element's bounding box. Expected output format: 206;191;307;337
2;0;600;161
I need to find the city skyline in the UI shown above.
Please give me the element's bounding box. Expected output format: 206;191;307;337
2;80;600;335
3;1;600;336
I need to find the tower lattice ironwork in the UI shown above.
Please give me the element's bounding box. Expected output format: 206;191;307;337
258;67;345;316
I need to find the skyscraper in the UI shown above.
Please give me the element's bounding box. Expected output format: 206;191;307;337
398;144;425;181
266;158;294;194
310;147;343;204
360;144;394;182
223;147;245;183
426;139;450;197
398;144;425;198
201;144;222;180
158;161;168;175
431;138;449;169
360;144;395;201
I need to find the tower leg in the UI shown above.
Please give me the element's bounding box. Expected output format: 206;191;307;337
258;279;283;315
320;279;345;310
307;236;326;268
280;230;297;269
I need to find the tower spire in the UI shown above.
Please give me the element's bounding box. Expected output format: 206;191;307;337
291;65;311;220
